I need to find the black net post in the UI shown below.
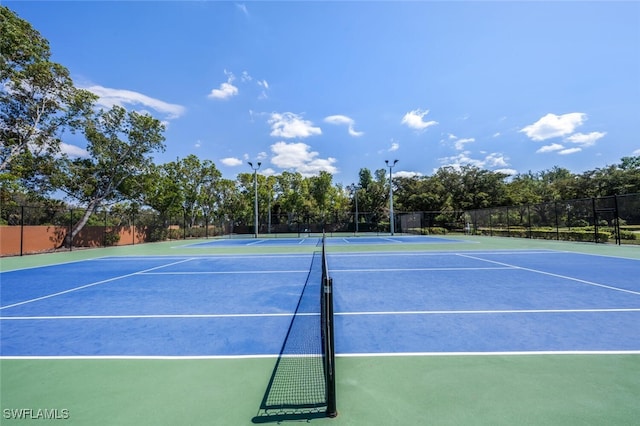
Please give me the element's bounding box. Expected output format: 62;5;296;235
324;275;337;417
321;234;337;417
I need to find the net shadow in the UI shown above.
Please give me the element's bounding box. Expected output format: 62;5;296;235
252;251;329;423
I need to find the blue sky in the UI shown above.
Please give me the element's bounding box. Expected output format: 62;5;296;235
7;1;640;186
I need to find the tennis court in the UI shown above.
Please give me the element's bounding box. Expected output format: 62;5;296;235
1;235;639;425
184;234;463;248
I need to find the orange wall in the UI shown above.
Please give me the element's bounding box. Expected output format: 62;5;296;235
0;225;149;256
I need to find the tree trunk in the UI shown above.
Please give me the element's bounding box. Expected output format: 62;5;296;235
61;199;100;248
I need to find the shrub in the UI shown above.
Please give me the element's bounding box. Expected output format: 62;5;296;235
620;230;637;240
104;232;121;246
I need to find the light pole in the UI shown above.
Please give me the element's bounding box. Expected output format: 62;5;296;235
385;159;398;235
248;161;261;238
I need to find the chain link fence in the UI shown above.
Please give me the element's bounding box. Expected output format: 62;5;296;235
465;193;640;245
3;193;638;256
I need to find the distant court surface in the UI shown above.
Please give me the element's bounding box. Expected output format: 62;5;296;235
1;235;639;425
184;234;465;248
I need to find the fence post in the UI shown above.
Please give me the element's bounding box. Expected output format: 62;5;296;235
20;205;24;256
592;198;598;243
103;209;108;247
69;208;73;251
489;209;493;236
527;205;532;239
554;202;559;240
614;195;621;245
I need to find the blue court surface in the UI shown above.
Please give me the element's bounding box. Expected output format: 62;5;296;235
184;234;464;248
1;250;639;357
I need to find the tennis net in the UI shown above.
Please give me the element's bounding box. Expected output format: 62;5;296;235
253;234;337;422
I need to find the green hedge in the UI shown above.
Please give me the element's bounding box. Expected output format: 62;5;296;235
480;227;610;242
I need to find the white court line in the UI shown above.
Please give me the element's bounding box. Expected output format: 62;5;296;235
96;254;313;260
336;308;640;316
246;240;266;246
0;258;197;311
332;267;515;272
327;250;555;258
2;350;639;360
456;253;640;296
141;270;308;275
0;312;318;320
0;257;101;273
380;237;403;243
338;350;640;358
5;308;637;321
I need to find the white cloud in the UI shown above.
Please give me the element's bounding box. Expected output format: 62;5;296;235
566;131;606;147
520;112;586;141
401;109;438;131
324;115;364;137
454;137;474;151
220;157;243;166
389;142;399;152
241;71;252;83
394;171;423;179
236;3;248;16
61;142;89;158
438;151;510;171
257;80;269;99
536;143;565;153
269;113;321;139
208;82;238;100
484;153;509;168
84;85;185;119
208;70;239;100
270;141;337;176
633;149;640;155
559;147;582;155
494;168;518;176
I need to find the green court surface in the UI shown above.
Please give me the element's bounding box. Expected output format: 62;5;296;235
2;235;639;425
2;355;639;425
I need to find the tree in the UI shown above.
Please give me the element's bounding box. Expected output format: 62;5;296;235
275;171;307;224
135;163;183;228
216;178;245;230
163;155;222;228
0;7;96;183
394;175;444;212
54;105;165;246
309;171;333;222
351;168;388;228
